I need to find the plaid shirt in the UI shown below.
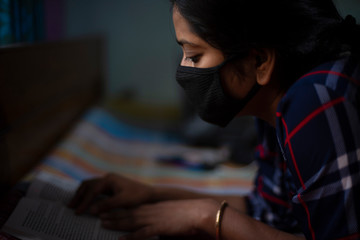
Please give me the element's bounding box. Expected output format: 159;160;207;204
246;54;360;240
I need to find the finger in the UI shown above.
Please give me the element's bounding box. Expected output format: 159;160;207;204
100;210;130;220
75;179;111;214
92;196;123;214
119;227;157;240
68;179;96;208
68;186;83;208
101;218;142;232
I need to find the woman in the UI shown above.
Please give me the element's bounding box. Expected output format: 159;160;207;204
69;0;360;239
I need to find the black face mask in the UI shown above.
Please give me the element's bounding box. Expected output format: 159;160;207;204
176;61;261;127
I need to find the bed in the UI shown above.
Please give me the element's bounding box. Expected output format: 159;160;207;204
0;38;256;239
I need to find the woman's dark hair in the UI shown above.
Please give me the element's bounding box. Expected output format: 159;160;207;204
170;0;360;87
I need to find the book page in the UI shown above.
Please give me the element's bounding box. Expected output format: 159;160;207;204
26;172;80;204
2;172;127;240
2;197;126;240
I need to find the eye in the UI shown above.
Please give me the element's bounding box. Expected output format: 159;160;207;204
184;54;201;64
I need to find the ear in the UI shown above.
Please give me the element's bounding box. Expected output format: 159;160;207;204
253;48;276;86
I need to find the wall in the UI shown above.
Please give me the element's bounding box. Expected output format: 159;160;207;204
333;0;360;20
64;0;181;106
64;0;360;108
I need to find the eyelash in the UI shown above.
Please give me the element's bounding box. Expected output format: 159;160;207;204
184;55;201;63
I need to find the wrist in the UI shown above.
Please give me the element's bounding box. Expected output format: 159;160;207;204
196;199;220;237
215;200;228;240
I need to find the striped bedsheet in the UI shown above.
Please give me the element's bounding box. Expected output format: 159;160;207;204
29;107;256;195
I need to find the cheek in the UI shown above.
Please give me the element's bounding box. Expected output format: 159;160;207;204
220;67;255;99
220;67;244;99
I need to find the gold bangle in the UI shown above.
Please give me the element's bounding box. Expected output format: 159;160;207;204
215;200;228;240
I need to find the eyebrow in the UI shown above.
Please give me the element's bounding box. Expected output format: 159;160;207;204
176;39;199;47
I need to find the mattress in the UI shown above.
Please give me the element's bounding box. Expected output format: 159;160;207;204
0;107;256;239
31;107;256;194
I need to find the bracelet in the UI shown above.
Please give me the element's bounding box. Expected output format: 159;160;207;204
215;200;228;240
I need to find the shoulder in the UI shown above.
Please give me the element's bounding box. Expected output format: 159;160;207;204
277;54;360;129
275;55;360;187
275;56;360;240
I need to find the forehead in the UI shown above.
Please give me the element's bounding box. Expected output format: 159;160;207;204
172;8;208;48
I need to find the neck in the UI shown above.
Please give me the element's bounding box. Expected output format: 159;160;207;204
258;89;284;127
240;84;285;128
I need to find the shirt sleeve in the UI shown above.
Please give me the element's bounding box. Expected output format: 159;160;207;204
276;79;360;240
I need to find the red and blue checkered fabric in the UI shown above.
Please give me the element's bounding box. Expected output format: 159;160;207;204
247;54;360;240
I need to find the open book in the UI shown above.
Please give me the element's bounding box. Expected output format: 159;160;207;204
1;172;126;240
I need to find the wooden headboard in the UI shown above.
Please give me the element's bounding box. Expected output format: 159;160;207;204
0;38;104;193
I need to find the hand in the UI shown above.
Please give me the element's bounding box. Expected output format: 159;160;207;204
69;173;155;215
99;199;219;240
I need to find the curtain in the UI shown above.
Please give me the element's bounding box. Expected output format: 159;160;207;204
0;0;45;46
0;0;12;45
